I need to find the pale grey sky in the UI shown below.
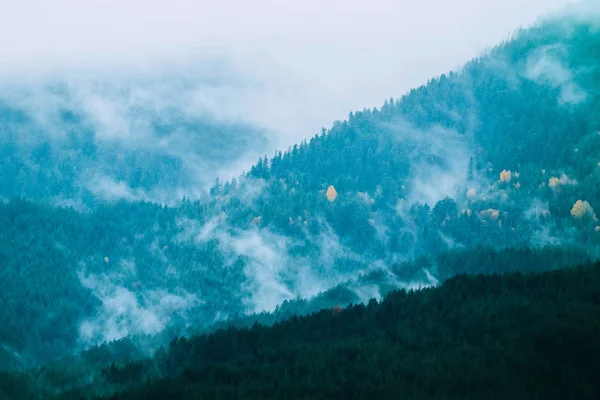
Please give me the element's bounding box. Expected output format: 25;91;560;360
0;1;575;73
0;0;579;174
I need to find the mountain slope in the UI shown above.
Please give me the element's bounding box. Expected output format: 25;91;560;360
0;73;271;206
1;9;600;371
4;261;600;399
233;16;600;258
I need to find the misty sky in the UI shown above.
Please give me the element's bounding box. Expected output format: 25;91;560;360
0;0;577;176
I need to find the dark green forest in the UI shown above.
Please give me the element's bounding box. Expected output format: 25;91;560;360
3;260;600;399
1;6;600;399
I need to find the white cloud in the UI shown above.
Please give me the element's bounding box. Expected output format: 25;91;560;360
523;45;587;104
0;1;582;205
175;215;387;314
0;0;575;142
178;216;300;313
386;119;472;207
78;270;202;346
87;176;150;203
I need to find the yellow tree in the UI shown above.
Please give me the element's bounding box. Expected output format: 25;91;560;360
571;200;596;219
326;185;338;202
499;170;511;182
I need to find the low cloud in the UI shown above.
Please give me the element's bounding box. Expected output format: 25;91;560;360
0;1;574;206
386;118;473;208
87;176;150;203
78;270;201;346
523;44;587;104
0;71;276;203
175;213;392;314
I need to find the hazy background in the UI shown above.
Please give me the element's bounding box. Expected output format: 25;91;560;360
0;0;578;185
2;0;600;371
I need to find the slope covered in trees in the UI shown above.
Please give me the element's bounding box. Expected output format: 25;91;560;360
3;261;600;399
0;196;587;371
1;8;600;373
0;74;271;205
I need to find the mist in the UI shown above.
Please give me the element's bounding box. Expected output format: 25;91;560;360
0;1;576;200
78;269;202;346
523;44;587;104
2;0;600;380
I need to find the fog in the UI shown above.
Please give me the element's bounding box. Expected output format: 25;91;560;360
0;1;583;205
0;1;575;153
3;0;600;379
78;269;201;345
524;44;587;104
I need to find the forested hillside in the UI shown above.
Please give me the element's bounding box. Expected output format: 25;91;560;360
3;261;600;399
0;73;271;205
1;8;600;377
1;196;588;371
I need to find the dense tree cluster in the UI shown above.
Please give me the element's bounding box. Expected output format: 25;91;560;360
0;191;590;371
3;260;599;399
0;11;600;396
